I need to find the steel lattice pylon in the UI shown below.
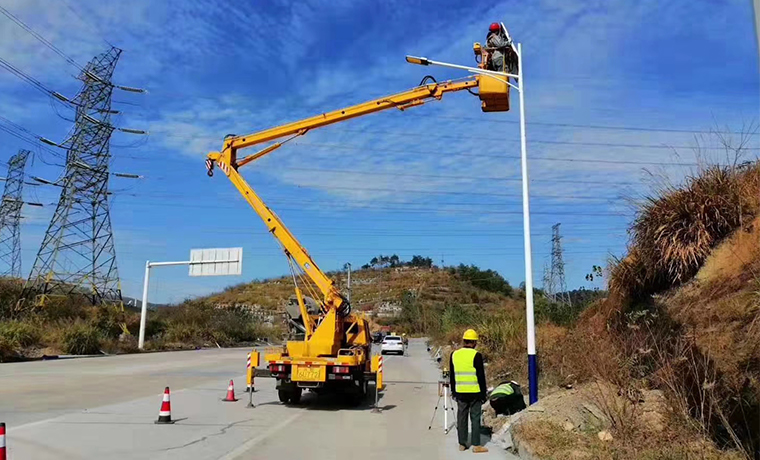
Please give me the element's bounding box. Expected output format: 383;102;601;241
24;48;123;306
0;149;30;278
548;223;571;306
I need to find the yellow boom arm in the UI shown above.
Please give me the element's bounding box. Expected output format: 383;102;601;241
206;76;505;321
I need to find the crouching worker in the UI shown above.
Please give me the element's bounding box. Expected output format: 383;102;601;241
489;381;527;416
450;329;489;453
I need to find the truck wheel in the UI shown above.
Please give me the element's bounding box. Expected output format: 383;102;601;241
350;380;368;406
278;389;289;403
289;388;302;404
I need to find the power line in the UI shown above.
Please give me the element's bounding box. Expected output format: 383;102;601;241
108;198;630;216
0;4;83;71
329;127;760;151
294;142;702;167
137;134;703;167
408;114;760;136
0;55;60;98
117;186;624;202
60;0;115;48
0;116;65;158
281;166;641;186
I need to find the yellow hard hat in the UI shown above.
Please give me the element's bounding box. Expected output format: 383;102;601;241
463;329;479;341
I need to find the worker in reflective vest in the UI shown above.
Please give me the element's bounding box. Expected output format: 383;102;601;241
449;329;488;453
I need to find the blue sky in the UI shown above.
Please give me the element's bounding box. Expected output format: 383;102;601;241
0;0;757;303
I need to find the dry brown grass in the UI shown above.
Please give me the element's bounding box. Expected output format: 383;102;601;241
515;418;743;460
610;164;760;304
589;162;760;457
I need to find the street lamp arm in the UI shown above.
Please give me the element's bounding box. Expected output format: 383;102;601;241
404;55;519;80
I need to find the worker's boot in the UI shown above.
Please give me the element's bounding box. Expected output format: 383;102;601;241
472;446;489;454
458;445;467;451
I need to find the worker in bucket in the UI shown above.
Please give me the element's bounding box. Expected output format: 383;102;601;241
485;22;511;72
449;329;489;453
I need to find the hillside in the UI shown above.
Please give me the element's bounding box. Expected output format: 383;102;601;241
205;264;519;333
508;162;760;460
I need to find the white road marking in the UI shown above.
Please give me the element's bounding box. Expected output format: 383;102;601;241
10;388;193;432
216;412;302;460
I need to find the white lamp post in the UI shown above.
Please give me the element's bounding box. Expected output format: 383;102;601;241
405;41;538;404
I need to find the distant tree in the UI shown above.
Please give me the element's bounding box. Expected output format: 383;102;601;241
450;264;512;296
409;255;433;268
363;253;436;270
585;265;604;282
361;264;371;269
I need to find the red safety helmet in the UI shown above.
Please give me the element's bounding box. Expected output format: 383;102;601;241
489;22;500;32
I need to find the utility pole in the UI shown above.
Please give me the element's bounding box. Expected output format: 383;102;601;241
549;223;571;306
0;150;30;278
24;47;123;306
404;27;537;403
346;262;352;303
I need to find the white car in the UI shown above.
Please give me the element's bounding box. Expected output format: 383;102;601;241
381;335;405;355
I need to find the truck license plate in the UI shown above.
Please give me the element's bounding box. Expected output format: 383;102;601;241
293;365;325;382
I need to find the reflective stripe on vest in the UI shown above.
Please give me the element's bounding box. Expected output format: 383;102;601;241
452;347;480;393
490;383;515;398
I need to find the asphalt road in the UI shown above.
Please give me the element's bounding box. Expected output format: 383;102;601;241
0;339;515;459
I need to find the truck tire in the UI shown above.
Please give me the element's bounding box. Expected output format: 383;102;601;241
290;388;302;404
278;389;289;403
349;379;368;406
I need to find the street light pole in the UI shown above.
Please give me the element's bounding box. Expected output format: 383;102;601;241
516;43;538;405
138;260;151;349
405;41;538;404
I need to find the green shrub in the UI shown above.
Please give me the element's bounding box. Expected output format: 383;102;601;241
441;303;480;333
61;322;102;355
476;315;520;353
91;306;129;339
165;322;202;344
0;321;41;347
40;295;89;321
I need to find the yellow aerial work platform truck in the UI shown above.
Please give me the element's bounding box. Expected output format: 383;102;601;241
205;43;511;405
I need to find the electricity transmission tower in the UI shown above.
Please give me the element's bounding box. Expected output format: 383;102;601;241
548;223;571;306
541;261;553;299
25;47;123;306
0;150;30;277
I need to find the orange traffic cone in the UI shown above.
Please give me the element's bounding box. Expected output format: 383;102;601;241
155;387;175;424
222;379;238;402
0;422;6;460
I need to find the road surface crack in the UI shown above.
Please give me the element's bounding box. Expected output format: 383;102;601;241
163;418;253;451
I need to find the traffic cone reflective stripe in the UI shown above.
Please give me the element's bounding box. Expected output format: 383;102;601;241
155;387;175;424
0;422;6;460
223;379;238;402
